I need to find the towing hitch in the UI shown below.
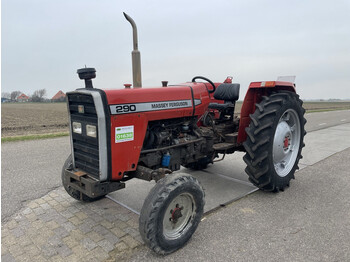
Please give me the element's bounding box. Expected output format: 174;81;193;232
64;169;125;198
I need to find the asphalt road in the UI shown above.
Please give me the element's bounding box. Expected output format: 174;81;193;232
131;147;350;261
1;110;349;222
304;109;350;132
1;138;70;221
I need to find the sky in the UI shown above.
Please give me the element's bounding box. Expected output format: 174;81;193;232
1;0;350;100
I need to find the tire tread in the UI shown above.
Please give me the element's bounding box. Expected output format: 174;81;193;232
139;173;205;255
242;91;306;191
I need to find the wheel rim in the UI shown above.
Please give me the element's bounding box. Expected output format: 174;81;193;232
163;193;196;240
273;109;301;177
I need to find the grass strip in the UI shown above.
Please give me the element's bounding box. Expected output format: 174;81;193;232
1;132;69;143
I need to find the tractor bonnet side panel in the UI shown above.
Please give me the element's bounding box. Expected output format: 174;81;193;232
190;82;212;116
104;84;211;180
109;113;148;180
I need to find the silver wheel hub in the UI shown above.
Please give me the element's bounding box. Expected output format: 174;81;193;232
163;193;196;240
273;109;301;177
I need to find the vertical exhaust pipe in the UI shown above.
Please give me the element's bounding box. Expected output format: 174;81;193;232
123;12;142;88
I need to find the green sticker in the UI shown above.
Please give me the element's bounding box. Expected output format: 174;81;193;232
115;126;134;143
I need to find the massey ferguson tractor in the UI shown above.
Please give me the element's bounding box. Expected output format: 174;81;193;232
62;13;306;254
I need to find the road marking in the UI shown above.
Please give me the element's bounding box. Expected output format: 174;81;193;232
319;123;327;126
341;119;346;122
106;195;140;215
202;170;256;188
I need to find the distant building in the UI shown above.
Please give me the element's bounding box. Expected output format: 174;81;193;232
51;90;66;102
16;93;29;102
1;98;11;103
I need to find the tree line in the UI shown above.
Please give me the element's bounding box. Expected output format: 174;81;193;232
2;89;47;102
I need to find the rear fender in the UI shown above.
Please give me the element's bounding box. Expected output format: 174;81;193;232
237;81;296;144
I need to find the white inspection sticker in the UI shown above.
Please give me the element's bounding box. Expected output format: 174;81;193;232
115;125;134;143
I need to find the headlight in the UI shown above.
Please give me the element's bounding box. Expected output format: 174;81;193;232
86;125;97;138
72;122;82;134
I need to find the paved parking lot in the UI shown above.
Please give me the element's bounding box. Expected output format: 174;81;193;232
2;120;350;261
1;188;142;261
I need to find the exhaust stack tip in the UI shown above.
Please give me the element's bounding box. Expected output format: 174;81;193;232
123;12;130;20
123;12;142;88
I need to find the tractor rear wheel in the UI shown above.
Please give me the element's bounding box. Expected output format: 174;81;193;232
139;173;205;255
243;91;306;192
61;155;105;202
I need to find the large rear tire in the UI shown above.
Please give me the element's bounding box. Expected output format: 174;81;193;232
61;155;105;202
243;91;306;192
139;173;205;255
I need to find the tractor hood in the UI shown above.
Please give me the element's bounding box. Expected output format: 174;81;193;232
103;83;212;121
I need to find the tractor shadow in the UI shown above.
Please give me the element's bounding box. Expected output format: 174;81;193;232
108;152;258;215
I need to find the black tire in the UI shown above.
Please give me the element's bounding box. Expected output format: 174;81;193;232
139;173;205;255
243;91;306;192
61;155;105;202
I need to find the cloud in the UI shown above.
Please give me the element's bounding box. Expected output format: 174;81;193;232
2;0;350;99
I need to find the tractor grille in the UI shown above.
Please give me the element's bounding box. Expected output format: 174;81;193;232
68;93;100;179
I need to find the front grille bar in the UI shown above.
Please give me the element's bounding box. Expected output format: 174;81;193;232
67;90;108;181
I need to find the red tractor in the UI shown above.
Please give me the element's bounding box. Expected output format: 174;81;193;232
62;13;306;254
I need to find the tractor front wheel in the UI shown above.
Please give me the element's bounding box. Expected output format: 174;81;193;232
139;173;205;255
243;91;306;192
61;155;105;202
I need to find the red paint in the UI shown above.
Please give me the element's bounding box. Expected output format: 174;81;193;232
103;79;296;180
171;207;182;220
284;137;289;148
237;81;296;144
224;76;233;83
109;113;148;179
104;82;216;180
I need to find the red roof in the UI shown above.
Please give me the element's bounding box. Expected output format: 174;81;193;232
51;90;66;100
17;93;29;100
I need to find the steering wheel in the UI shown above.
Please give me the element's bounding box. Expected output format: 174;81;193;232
191;76;216;94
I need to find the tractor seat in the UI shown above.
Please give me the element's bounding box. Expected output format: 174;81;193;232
208;103;233;110
208;83;240;110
